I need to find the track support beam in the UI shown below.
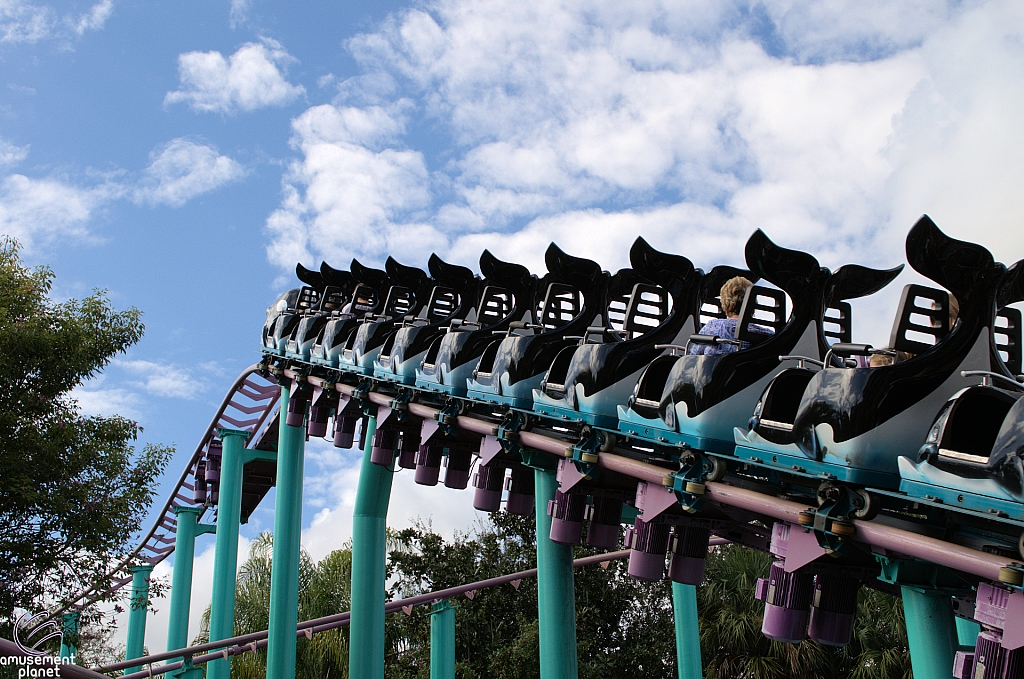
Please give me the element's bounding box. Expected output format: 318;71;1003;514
535;467;578;679
430;599;456;679
349;411;394;679
266;383;308;679
166;506;207;654
206;428;250;679
672;582;702;679
124;564;153;675
59;612;79;661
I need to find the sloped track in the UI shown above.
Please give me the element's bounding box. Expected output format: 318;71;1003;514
58;365;281;614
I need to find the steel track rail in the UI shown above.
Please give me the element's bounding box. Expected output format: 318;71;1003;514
56;365;281;615
286;369;1020;584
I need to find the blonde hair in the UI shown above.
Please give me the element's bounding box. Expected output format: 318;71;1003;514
720;276;754;316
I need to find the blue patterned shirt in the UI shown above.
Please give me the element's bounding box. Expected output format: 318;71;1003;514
688;317;774;355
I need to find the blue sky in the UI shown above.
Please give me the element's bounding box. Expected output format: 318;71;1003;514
4;0;1024;647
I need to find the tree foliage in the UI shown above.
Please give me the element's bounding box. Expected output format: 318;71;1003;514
206;518;912;679
0;237;172;623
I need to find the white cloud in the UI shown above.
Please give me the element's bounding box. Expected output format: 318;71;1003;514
264;0;1024;319
300;438;480;561
0;173;117;251
229;0;249;29
0;137;28;167
73;0;112;35
0;0;50;44
165;38;306;114
115;359;209;399
134;138;244;207
72;384;144;421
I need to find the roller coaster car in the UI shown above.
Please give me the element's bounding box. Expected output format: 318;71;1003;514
373;256;481;385
415;251;537;397
619;230;900;454
338;257;435;375
736;216;1016;489
284;262;353;362
263;263;330;355
899;264;1024;519
466;244;609;409
530;237;702;429
309;260;390;368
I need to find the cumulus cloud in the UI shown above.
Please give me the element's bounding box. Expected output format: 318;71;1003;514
72;384;144;420
72;0;112;35
0;137;28;167
0;174;117;251
0;0;50;44
115;359;209;399
229;0;249;28
263;0;1024;304
165;38;306;114
134;138;244;207
1;0;113;44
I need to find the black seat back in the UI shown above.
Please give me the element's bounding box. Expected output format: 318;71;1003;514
823;301;852;344
736;285;787;344
888;284;951;355
996;307;1022;375
537;283;581;330
424;286;459;322
622;283;670;339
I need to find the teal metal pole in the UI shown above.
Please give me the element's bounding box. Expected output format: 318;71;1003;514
59;612;79;661
349;412;394;679
124;565;153;675
267;383;308;679
955;615;980;647
534;468;578;679
166;506;201;653
206;428;250;679
430;599;456;679
672;582;702;679
901;586;959;679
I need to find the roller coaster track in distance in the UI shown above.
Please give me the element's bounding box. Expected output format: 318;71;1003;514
57;365;281;615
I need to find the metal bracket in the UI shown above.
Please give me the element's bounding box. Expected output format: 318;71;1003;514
875;554;971;595
435;398;464;436
353;378;375;417
659;448;721;514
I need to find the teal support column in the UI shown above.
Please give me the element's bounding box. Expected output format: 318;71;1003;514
955;615;980;647
534;468;578;679
672;582;702;679
349;412;395;679
206;428;250;679
166;506;203;653
902;586;959;679
59;612;80;661
124;565;154;675
430;599;456;679
267;383;308;679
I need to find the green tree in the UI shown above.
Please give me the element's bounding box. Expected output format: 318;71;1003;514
0;237;172;627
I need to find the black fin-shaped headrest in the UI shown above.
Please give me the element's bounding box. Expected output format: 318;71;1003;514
906;215;1003;305
629;236;696;283
385;256;429;290
998;259;1024;308
350;258;390;290
320;262;353;292
745;230;821;296
545;243;603;286
826;263;904;303
480;250;533;288
608;268;646;297
296;263;324;290
428;254;476;291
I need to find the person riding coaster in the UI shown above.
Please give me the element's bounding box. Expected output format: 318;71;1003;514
898;257;1024;526
465;244;611;409
735;215;1019;491
415;251;539;397
531;237;708;429
373;255;483;385
308;259;391;368
618;229;902;455
284;262;355;362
